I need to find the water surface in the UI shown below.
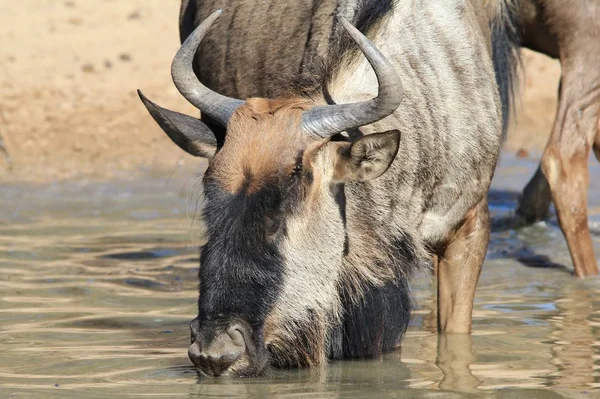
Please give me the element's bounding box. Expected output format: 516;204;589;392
1;153;599;398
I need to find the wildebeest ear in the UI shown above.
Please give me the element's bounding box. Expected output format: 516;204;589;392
138;90;217;158
333;130;401;182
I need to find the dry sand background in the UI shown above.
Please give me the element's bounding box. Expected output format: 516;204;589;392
0;0;561;183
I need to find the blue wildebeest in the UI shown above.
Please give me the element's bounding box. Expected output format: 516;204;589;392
513;0;600;277
138;0;518;377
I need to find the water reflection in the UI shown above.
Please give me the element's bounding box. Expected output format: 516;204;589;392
0;153;599;397
436;334;481;394
187;359;412;398
548;281;599;390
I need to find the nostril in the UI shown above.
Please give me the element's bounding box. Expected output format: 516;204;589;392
227;324;246;348
188;342;203;367
190;327;246;377
197;351;242;377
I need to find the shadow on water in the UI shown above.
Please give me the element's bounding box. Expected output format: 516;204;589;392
487;188;572;274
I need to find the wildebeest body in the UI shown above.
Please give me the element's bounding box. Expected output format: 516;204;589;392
140;0;517;376
181;0;503;243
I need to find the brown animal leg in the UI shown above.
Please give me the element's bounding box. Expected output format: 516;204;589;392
432;253;439;277
537;59;599;277
541;142;598;277
437;198;489;333
516;0;600;277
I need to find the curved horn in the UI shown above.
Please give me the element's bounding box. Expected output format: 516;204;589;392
301;17;404;137
171;9;243;127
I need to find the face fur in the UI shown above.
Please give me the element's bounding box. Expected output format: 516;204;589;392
192;98;348;374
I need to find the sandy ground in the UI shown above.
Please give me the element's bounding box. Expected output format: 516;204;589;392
0;1;561;183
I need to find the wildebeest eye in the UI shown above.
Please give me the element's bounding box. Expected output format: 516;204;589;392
265;214;282;240
291;163;302;177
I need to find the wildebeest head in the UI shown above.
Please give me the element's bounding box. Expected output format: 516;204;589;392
138;10;403;377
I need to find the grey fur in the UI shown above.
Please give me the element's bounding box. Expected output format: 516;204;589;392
161;0;516;371
300;17;404;138
181;0;503;271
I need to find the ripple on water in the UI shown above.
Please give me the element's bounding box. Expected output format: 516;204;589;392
1;156;599;397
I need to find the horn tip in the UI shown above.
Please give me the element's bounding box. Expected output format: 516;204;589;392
137;89;155;108
204;9;222;25
137;90;165;112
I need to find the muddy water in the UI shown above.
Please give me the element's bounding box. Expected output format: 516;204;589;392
1;153;599;398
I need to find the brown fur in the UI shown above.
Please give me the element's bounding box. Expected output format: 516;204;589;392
210;98;311;194
475;0;519;36
436;197;489;333
265;312;330;368
516;0;600;277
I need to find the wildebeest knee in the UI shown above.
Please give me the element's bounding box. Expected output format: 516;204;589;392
540;145;563;189
541;143;591;203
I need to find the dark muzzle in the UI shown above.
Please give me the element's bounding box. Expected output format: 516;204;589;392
188;323;247;377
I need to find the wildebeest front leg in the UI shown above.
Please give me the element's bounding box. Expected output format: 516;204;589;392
437;198;489;333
